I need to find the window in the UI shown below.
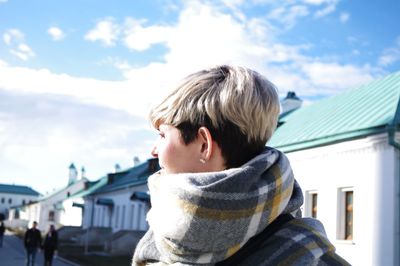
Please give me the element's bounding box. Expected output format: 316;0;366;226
1;198;4;204
14;209;20;219
48;210;55;221
121;205;126;229
115;206;120;228
337;188;354;241
8;198;12;204
129;205;135;229
101;207;106;227
22;199;26;205
311;193;318;218
305;191;318;218
98;207;102;227
96;207;101;227
344;191;353;240
137;204;142;230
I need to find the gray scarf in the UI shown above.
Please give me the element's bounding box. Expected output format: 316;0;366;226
132;147;303;265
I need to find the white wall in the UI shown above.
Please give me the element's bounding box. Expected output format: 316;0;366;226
7;201;40;229
59;197;84;226
284;133;398;266
32;179;87;231
0;193;39;216
83;183;149;232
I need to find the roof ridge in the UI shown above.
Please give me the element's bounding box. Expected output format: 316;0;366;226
270;71;400;152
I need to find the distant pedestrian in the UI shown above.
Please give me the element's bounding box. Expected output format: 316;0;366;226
24;221;42;266
0;220;5;248
42;224;58;266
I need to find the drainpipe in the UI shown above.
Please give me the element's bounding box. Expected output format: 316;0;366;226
388;127;400;149
387;97;400;266
84;197;95;254
388;126;399;266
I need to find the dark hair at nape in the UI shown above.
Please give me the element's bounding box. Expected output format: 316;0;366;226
176;118;265;169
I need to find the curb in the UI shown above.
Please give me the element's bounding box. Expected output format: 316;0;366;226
56;256;81;266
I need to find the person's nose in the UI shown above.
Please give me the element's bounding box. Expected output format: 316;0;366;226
151;144;158;158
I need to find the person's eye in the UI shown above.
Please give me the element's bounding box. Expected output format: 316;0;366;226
158;132;165;138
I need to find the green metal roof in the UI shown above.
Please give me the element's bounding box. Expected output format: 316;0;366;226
0;183;40;196
269;71;400;152
39;177;89;201
91;158;159;195
70;176;108;198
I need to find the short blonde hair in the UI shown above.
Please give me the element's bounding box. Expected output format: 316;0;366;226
150;65;280;145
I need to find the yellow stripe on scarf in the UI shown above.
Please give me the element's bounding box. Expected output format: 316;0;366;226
268;165;283;223
175;166;293;221
225;244;242;258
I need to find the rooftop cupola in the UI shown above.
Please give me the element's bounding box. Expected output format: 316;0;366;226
68;163;78;185
280;91;302;116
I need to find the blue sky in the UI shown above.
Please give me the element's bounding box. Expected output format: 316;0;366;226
0;0;399;194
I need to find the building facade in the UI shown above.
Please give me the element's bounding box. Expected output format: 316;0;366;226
82;158;159;232
0;184;40;220
269;71;400;266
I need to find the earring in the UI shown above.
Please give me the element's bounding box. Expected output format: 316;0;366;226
200;158;206;164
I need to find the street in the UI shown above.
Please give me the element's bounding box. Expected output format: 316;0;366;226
0;231;78;266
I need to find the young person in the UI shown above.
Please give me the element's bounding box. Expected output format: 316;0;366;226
24;221;42;266
132;65;350;265
43;224;58;266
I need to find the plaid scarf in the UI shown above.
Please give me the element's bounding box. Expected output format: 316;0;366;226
132;147;303;265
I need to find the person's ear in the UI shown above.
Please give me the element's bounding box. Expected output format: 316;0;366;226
197;126;213;161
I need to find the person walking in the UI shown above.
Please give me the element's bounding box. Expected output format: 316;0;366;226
0;220;5;248
24;221;42;266
42;224;58;266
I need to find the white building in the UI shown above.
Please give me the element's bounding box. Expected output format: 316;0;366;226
33;164;89;231
58;177;108;227
0;184;40;220
8;163;89;231
269;71;400;266
82;158;159;232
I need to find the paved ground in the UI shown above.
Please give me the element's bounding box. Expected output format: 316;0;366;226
0;231;79;266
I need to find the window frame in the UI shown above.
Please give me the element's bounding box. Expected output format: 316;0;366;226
337;187;354;242
48;210;55;222
305;190;318;218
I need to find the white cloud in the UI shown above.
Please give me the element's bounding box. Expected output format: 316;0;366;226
301;62;374;92
255;0;340;22
268;5;309;29
9;44;35;61
104;57;133;71
0;0;381;193
84;18;120;46
314;0;339;18
378;37;400;67
123;18;172;51
221;0;244;7
3;29;35;61
0;1;375;107
3;29;24;45
3;32;12;45
0;0;8;3
18;43;33;53
302;0;329;5
48;27;65;41
0;89;154;192
339;12;349;23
